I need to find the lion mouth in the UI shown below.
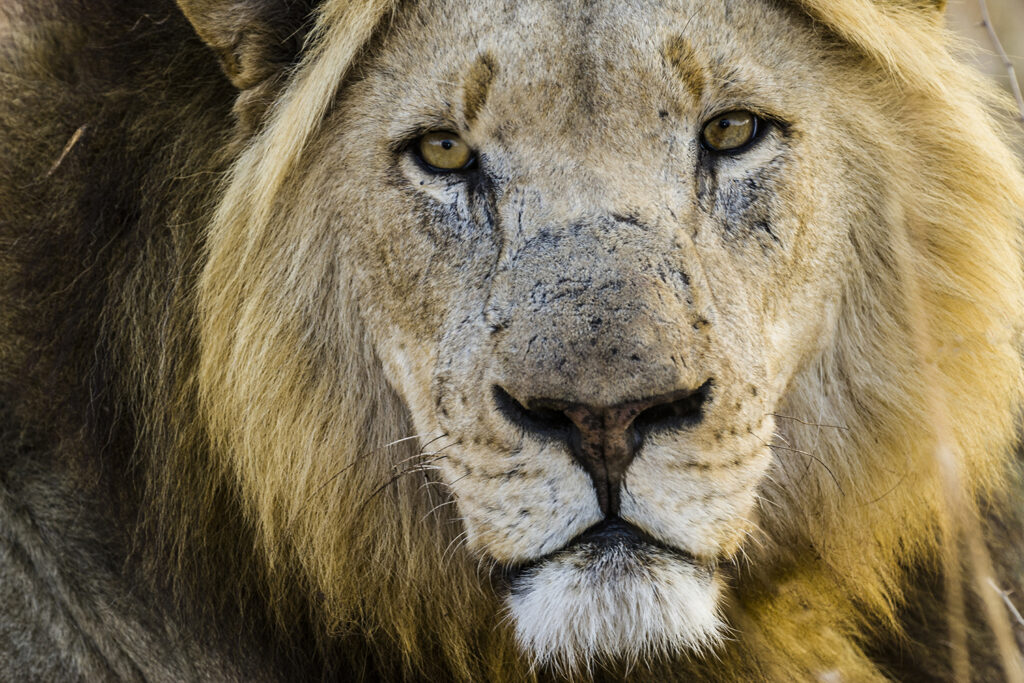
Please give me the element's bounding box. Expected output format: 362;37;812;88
498;517;702;588
498;515;725;665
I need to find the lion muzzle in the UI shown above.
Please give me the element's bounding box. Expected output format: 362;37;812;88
493;382;712;517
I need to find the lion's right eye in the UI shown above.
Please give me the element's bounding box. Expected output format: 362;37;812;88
416;131;475;172
700;111;760;153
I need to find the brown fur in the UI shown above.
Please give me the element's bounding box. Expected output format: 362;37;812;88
1;0;1023;680
462;54;498;127
662;36;705;102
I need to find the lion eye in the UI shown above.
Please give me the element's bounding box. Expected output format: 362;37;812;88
416;131;475;171
701;111;760;153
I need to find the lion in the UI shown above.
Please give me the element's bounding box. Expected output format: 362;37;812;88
2;0;1024;679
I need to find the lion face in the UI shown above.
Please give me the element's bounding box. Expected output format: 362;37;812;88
258;0;874;669
305;0;860;666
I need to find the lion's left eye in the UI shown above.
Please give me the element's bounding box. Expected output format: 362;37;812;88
416;131;475;172
700;110;761;153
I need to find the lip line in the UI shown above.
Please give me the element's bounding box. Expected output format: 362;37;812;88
495;516;701;586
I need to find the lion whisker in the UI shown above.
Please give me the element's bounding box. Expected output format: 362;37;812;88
355;460;454;515
769;443;843;494
300;431;448;511
387;431;447;449
768;413;849;431
770;430;792;447
754;492;782;511
364;463;445;515
860;469;911;506
417;479;452;493
752;432;844;494
421;499;458;520
303;439;459;525
790;438;818;484
441;529;469;569
391;437;459;469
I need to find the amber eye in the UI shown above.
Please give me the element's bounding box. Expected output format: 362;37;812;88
701;111;760;153
416;131;474;171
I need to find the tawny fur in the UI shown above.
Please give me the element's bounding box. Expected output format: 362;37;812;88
2;0;1024;680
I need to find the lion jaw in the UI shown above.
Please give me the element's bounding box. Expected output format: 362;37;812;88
504;531;724;671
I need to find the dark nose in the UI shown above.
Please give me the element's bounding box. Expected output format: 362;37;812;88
494;381;711;516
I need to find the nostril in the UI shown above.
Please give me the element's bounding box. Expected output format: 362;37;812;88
631;379;712;441
493;381;712;517
493;385;575;440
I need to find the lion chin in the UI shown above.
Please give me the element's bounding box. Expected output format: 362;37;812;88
504;519;724;671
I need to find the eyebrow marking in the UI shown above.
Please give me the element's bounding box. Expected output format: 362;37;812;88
463;53;498;126
663;35;705;101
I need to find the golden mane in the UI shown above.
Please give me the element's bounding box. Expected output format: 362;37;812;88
784;0;1024;632
197;2;519;674
193;0;1024;678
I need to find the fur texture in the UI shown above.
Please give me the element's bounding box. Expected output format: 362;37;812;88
2;0;1024;680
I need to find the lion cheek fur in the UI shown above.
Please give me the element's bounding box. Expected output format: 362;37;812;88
444;441;603;563
620;437;773;560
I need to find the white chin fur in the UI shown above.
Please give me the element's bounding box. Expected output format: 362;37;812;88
504;543;724;672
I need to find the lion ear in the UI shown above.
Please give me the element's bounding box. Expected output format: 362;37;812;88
177;0;315;90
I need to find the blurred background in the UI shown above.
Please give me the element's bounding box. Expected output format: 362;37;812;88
948;0;1024;116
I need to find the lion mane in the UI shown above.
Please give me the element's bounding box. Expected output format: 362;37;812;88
2;0;1024;680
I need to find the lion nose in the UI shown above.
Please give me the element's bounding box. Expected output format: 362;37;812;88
493;382;712;516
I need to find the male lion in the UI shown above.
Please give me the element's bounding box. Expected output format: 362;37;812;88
2;0;1024;679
